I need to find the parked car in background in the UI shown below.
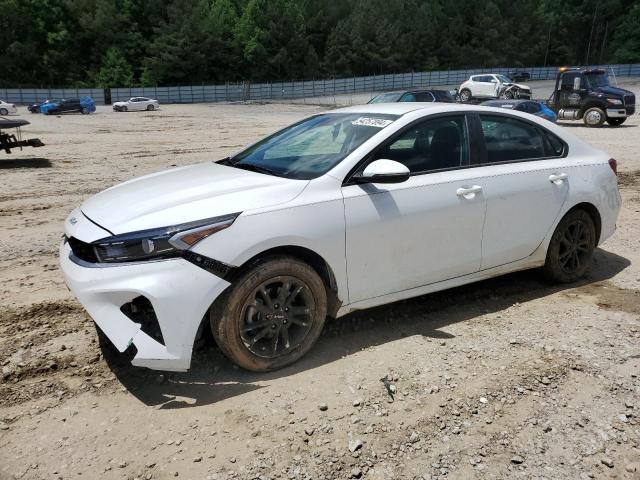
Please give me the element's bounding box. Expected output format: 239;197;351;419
481;99;557;122
459;74;532;103
509;71;531;82
60;103;620;373
40;97;96;115
113;97;160;112
368;89;455;104
0;100;18;116
28;100;49;113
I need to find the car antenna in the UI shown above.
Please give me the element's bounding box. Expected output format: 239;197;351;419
609;66;618;87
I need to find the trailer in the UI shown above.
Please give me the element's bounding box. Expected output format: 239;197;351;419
1;119;44;153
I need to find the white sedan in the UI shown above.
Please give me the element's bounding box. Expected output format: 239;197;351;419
60;103;621;372
0;100;18;115
113;97;159;112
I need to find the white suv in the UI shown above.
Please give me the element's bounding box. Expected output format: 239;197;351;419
60;103;620;373
459;74;532;102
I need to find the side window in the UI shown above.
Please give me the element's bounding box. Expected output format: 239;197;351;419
372;116;468;173
560;73;580;90
527;102;541;113
414;92;435;102
542;130;565;157
400;93;416;102
479;115;547;163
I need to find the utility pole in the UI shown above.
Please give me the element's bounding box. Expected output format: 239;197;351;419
586;2;599;64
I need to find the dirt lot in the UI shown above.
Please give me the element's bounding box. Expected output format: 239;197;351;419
1;81;640;480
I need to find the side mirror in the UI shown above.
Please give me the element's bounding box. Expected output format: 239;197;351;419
352;159;410;184
573;77;582;90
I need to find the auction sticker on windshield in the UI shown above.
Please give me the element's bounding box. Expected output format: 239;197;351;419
351;117;394;128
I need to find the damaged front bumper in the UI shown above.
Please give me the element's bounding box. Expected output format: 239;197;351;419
59;240;230;371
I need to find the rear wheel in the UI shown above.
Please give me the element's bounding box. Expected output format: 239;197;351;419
459;89;472;103
210;256;327;372
607;117;626;127
543;209;596;283
146;104;154;111
583;107;605;127
81;107;89;114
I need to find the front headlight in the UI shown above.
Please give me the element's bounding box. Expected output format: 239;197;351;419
607;98;623;105
92;212;240;263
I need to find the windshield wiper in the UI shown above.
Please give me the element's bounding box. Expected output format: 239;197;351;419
233;162;279;176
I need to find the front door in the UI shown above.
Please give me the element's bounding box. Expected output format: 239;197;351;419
342;114;486;303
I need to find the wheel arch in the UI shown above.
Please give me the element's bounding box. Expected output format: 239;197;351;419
579;101;607;118
564;202;602;245
227;245;342;318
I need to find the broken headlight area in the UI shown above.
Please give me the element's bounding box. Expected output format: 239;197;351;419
121;296;164;346
68;212;240;264
94;212;240;263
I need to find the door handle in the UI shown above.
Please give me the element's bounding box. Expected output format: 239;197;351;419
456;185;483;198
549;173;568;184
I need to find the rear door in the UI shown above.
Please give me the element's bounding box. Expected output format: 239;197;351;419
471;113;570;269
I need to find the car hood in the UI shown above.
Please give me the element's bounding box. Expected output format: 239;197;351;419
81;162;309;234
592;85;634;97
504;82;530;90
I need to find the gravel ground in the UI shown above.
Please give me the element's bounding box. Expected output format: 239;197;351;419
0;80;639;480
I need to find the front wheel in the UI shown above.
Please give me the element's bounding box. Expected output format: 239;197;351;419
122;106;128;112
607;117;626;127
0;108;8;116
543;209;596;283
459;89;472;103
583;107;605;127
500;90;514;100
210;256;327;372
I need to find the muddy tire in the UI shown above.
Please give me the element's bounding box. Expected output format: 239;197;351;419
210;256;327;372
607;117;626;127
583;107;605;127
543;209;596;283
459;89;472;103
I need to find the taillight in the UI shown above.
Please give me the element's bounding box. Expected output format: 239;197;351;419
608;158;618;176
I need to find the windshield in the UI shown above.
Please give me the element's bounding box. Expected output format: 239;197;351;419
496;75;513;84
229;113;399;180
368;92;403;103
584;72;610;89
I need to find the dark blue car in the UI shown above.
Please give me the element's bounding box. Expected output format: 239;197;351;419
480;99;557;123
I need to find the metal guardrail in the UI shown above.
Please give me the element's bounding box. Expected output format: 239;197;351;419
2;64;638;105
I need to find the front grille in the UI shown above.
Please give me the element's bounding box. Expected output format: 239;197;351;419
624;94;635;115
67;236;98;263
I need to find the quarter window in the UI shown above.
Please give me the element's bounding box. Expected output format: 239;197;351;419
479;115;558;163
372;116;468;173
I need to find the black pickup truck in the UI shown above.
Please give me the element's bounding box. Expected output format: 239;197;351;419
547;67;636;127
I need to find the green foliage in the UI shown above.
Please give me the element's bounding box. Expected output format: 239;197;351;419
0;0;638;87
94;47;134;87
